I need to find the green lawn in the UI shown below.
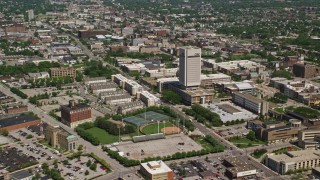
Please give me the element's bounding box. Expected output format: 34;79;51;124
86;127;119;144
141;121;175;135
229;137;265;148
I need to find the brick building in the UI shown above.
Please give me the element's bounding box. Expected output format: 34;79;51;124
78;29;108;38
49;67;76;78
61;100;92;128
5;105;28;115
293;63;320;78
0;114;40;131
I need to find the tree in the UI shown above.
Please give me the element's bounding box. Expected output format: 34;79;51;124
86;160;92;167
85;170;89;176
90;163;97;171
78;144;83;151
53;159;58;168
162;90;182;104
246;131;256;141
0;129;9;136
75;71;83;82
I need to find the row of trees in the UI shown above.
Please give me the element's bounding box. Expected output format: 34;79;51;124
10;87;28;99
95;117;136;135
83;60;119;79
41;163;64;180
186;104;223;127
30;76;74;88
161;90;182;104
29;93;50;104
268;92;288;104
75;123;100;146
0;61;60;76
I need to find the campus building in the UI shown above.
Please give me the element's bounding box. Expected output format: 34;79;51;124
140;161;174;180
179;47;201;89
5;105;28;115
49;67;76;78
61;100;92;128
298;128;320;149
224;157;257;179
266;150;320;174
138;91;160;107
292;63;320;79
112;74;144;96
44;125;79;151
232;92;269;115
0;114;40;131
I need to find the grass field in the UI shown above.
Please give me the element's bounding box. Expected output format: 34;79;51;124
86;127;119;144
141;121;175;135
229;137;265;148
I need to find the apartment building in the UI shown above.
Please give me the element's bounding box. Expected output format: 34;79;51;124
50;67;76;78
138;91;160;107
105;94;131;105
44;125;78;151
90;83;117;95
112;74;144;95
117;101;144;114
61;100;92;128
84;77;107;85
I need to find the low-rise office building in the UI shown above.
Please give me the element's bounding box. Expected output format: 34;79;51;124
261;126;299;143
44;125;78;151
167;83;213;105
224;157;257;179
232;92;269;115
5;105;28;115
266;150;320;174
0;114;40;131
140;161;174;180
298;128;320;149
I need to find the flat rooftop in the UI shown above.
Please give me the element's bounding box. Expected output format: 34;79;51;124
268;150;320;163
218;104;241;114
225;157;256;172
140;161;172;175
0;114;39;128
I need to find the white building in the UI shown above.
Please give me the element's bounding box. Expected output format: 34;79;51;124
27;10;34;21
138;91;160;107
179;47;201;89
266;150;320;174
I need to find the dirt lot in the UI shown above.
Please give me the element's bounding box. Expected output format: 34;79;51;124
116;134;202;160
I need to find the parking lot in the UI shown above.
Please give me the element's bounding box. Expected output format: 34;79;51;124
115;134;202;160
49;155;107;180
8;127;61;163
169;157;230;180
202;102;258;123
215;124;249;139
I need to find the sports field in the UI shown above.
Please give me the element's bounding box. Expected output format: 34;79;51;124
141;121;174;135
86;127;118;144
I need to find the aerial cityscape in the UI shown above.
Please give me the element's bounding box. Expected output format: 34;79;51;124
1;0;320;179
